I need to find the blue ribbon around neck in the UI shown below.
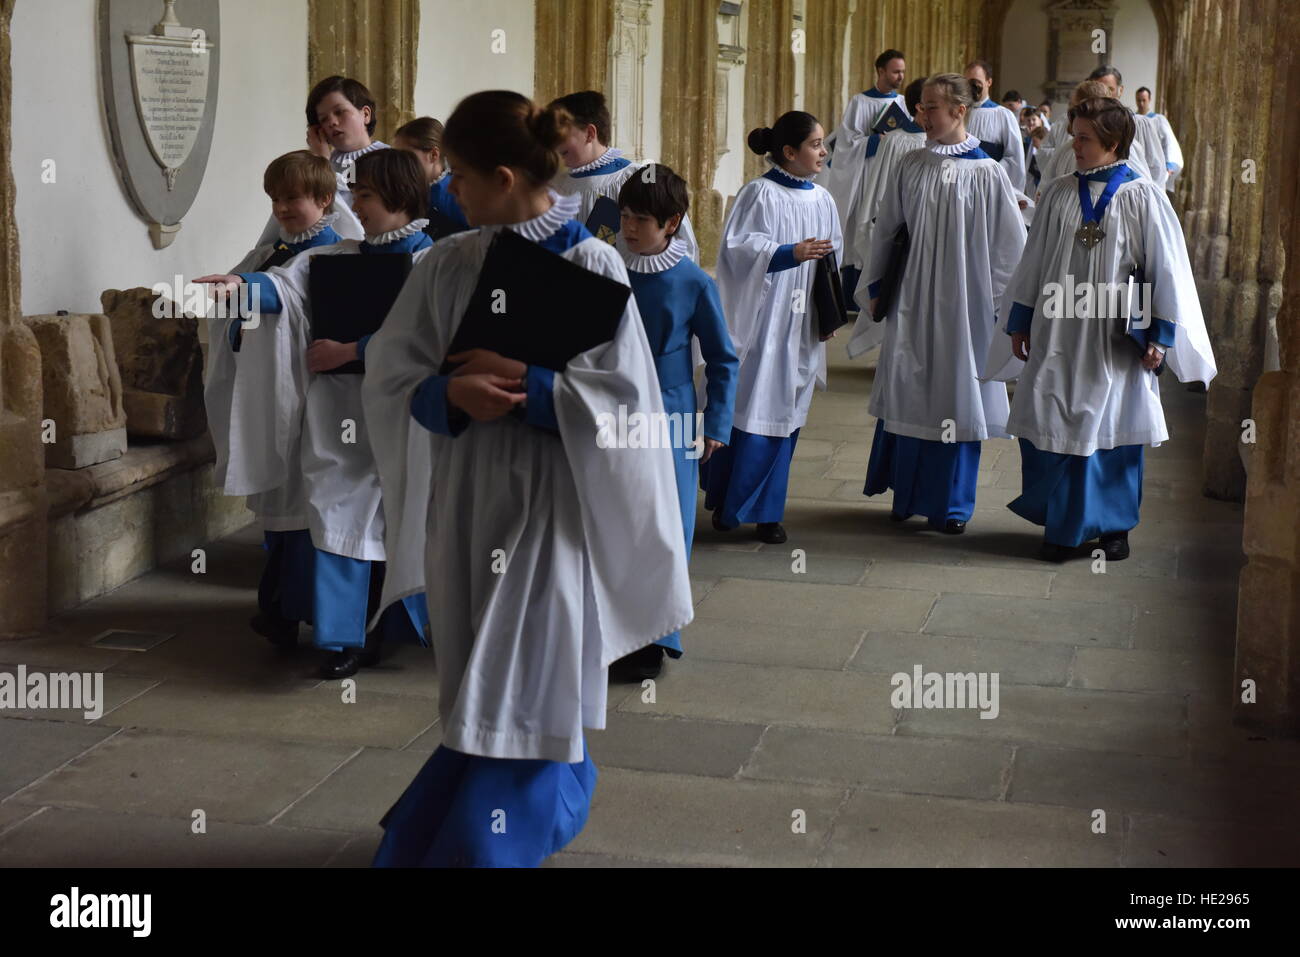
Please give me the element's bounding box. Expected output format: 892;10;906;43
1075;164;1129;225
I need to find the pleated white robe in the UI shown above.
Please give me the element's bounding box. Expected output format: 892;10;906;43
717;171;843;437
966;101;1028;191
865;145;1026;441
983;172;1216;454
361;225;694;764
821;90;909;249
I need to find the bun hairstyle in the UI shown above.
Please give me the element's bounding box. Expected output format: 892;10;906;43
924;73;975;116
747;110;820;166
1067;96;1135;159
443;90;564;186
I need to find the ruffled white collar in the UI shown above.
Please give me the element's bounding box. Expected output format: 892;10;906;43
621;236;688;273
1078;160;1126;176
764;159;817;183
364;218;429;245
569;147;624;175
504;191;581;242
332;140;387;172
280;211;338;245
927;134;981;155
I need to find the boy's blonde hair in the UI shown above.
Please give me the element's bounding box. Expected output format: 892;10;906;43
263;150;335;204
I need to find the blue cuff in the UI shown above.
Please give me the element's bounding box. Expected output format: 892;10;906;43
866;279;883;300
1006;301;1035;335
410;374;468;437
767;244;798;273
356;334;372;361
1149;317;1176;348
227;320;242;352
525;366;559;432
236;272;283;315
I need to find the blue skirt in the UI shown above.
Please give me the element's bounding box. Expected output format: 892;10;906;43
864;420;980;527
700;427;800;526
1010;439;1143;547
258;529;314;623
657;385;700;657
372;743;597;868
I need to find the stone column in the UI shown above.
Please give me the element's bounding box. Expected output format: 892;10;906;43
661;0;723;265
307;0;419;142
742;0;795;183
533;0;613;108
804;0;851;137
0;0;48;637
1235;0;1300;736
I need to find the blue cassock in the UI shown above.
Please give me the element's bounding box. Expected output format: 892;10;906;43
376;211;600;869
627;252;738;655
243;229;435;651
428;171;468;229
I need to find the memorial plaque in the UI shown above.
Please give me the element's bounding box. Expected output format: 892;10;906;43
100;0;220;248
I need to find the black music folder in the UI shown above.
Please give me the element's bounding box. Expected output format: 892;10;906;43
438;228;630;376
871;224;910;322
308;253;413;374
871;101;911;136
584;196;621;244
979;139;1006;162
813;251;850;339
424;208;472;243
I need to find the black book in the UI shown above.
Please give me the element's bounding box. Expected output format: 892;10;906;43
871;224;910;322
812;251;850;339
308;253;413;374
871;101;912;136
424;207;472;243
979;139;1006;162
438;228;630;376
584;196;621;245
1125;267;1165;376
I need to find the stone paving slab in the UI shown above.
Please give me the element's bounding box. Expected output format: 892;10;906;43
683;547;869;585
0;666;160;724
848;631;1074;687
863;560;1055;598
0;718;118;800
693;578;935;633
0;807;351;867
897;684;1186;757
921;593;1134;646
684;616;865;670
1069;647;1233;695
276;747;430;833
1123;813;1300;866
588;712;764;778
742;726;1011;800
820;791;1120;867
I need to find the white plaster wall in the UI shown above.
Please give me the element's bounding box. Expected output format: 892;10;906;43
1000;0;1160;113
11;0;310;316
414;0;536;122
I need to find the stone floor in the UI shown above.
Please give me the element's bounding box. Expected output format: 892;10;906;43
3;346;1299;868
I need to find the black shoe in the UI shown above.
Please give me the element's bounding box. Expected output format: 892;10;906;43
1040;542;1073;563
319;633;383;680
1099;531;1130;561
889;510;907;522
757;522;787;544
711;510;736;532
615;644;665;681
940;519;966;535
250;612;298;649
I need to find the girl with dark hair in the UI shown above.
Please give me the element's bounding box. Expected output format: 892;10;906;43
701;111;841;545
985;96;1216;563
360;91;692;867
394;116;469;237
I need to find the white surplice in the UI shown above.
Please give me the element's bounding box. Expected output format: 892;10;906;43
821;90;909;247
360;197;693;763
865;137;1026;441
716;167;843;437
965;100;1028;192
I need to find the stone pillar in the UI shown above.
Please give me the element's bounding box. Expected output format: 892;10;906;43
307;0;419;143
804;0;851;137
1235;0;1300;736
0;0;48;638
742;0;795;183
661;0;723;265
533;0;613;108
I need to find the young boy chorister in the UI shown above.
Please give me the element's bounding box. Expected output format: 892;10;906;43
615;164;738;679
362;90;692;867
984;97;1215;562
393;116;469;236
547;90;700;261
204;150;356;645
201;150;433;679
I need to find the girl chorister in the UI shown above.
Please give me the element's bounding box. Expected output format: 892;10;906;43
703;111;841;545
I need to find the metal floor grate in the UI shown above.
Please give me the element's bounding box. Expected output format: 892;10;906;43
89;629;176;652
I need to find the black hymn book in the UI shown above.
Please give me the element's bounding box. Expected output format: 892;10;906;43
812;250;850;339
438;228;630;377
308;253;414;374
871;224;911;322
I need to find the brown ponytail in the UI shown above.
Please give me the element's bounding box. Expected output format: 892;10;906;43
444;90;563;186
